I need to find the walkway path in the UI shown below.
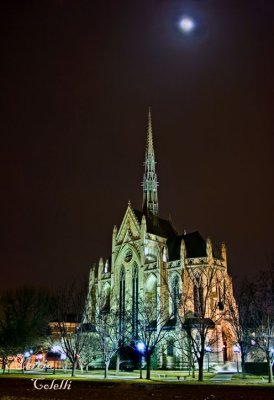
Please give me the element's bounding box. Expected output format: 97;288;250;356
211;372;233;381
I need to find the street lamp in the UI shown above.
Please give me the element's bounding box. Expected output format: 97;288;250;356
233;345;240;373
136;342;145;379
205;346;211;373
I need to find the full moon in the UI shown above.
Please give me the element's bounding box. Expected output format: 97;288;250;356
179;17;195;33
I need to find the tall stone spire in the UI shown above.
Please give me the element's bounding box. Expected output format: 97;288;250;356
142;108;159;216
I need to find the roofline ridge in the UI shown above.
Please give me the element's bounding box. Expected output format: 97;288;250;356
130;206;141;226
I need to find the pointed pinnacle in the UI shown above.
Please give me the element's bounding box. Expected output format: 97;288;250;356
147;107;154;154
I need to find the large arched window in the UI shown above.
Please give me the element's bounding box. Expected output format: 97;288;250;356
132;264;139;338
119;266;126;341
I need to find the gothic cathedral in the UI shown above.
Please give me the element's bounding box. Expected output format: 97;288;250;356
87;110;237;369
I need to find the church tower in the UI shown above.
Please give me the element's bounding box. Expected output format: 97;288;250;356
85;109;237;371
142;108;159;216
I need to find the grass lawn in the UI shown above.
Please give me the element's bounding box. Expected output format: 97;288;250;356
0;369;272;385
0;375;273;400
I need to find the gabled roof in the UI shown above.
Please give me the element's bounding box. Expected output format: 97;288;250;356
133;209;177;238
183;231;207;258
167;231;223;261
167;231;207;261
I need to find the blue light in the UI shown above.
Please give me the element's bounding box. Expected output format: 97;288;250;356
136;342;145;353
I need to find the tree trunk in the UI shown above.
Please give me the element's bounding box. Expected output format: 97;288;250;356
198;356;204;382
267;355;273;383
241;352;246;379
71;359;77;377
146;353;151;380
104;360;110;379
189;352;195;378
2;357;6;374
116;354;120;375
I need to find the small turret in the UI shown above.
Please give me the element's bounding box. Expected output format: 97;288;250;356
98;257;104;279
112;225;117;247
221;242;227;267
180;239;187;265
206;238;213;261
141;214;147;239
89;265;95;286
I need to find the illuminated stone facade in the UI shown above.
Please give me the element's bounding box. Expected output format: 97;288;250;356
87;110;237;369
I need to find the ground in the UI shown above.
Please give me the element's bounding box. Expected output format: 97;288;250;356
0;373;273;400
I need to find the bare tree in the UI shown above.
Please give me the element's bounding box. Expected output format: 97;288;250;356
253;316;274;383
52;282;89;377
172;330;197;378
135;295;173;380
251;262;274;383
93;292;125;379
225;279;257;377
176;266;229;381
78;333;99;373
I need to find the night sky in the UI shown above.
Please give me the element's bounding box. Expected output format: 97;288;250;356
1;0;274;291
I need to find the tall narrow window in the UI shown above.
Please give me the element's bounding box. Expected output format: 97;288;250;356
163;247;167;262
145;274;157;319
172;276;180;318
104;260;108;273
167;339;174;357
199;285;204;314
102;285;110;314
119;267;126;342
194;283;199;315
194;282;204;315
132;264;139;338
218;282;224;310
